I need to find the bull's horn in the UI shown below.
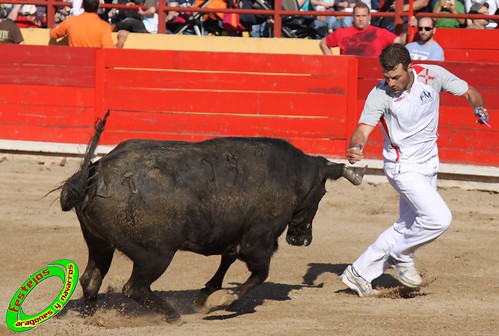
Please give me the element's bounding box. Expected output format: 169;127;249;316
343;165;367;186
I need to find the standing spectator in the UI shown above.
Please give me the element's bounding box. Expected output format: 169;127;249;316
319;2;404;56
50;0;128;47
340;43;488;297
405;17;445;60
14;5;42;29
433;0;466;28
0;4;24;44
466;1;490;28
114;0;159;33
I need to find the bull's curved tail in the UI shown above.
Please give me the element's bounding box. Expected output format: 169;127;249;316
60;110;110;211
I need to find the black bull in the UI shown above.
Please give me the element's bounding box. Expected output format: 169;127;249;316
60;112;365;323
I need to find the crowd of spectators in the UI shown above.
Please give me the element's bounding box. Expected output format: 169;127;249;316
1;0;498;52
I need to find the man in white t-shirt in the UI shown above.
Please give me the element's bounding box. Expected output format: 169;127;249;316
339;43;489;296
405;17;445;61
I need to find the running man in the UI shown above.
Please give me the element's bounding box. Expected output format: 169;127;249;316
340;43;489;296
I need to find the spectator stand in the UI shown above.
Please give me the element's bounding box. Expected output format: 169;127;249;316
8;0;498;36
0;0;452;37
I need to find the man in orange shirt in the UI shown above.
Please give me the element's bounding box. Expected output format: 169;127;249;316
50;0;128;48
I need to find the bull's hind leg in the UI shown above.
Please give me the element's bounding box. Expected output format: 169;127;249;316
79;220;115;316
122;250;181;324
194;254;236;311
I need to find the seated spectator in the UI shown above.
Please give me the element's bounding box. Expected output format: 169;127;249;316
165;0;198;34
433;0;466;28
320;2;404;56
114;0;159;33
194;0;226;21
72;0;84;15
294;0;329;38
312;0;335;32
0;4;24;44
14;4;42;28
55;3;72;24
192;0;227;35
50;0;128;47
110;0;145;24
405;17;445;60
466;1;490;28
313;0;359;33
464;0;497;16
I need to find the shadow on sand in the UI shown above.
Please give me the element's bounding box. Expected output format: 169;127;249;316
57;262;423;324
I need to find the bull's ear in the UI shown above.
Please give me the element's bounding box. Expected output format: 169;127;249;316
343;165;367;186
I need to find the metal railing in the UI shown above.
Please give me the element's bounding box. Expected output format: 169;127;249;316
2;0;498;37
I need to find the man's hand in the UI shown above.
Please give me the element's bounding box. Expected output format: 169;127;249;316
474;106;491;127
347;145;364;164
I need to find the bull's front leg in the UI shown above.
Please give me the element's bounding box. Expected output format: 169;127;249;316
194;254;236;311
202;247;273;314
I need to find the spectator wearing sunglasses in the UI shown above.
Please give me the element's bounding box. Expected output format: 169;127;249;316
405;17;444;61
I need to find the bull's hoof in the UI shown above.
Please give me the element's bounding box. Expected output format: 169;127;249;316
193;291;210;312
200;289;239;314
286;234;312;246
81;301;97;318
166;314;184;326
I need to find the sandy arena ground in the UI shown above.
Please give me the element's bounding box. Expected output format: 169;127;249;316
0;154;498;336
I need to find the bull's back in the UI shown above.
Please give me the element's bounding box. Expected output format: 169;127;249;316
83;137;324;251
98;137;320;195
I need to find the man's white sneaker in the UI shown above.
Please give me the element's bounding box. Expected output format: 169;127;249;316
388;257;423;288
339;265;379;297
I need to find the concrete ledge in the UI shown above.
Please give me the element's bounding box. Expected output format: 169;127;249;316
21;28;340;55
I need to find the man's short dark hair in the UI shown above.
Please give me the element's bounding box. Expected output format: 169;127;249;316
83;0;101;13
354;1;370;14
379;44;412;72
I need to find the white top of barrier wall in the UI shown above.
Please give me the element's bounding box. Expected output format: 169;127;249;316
1;139;498;181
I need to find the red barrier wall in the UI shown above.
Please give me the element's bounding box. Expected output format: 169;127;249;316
1;45;497;166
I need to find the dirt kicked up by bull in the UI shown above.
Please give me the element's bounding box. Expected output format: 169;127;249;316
60;111;366;324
